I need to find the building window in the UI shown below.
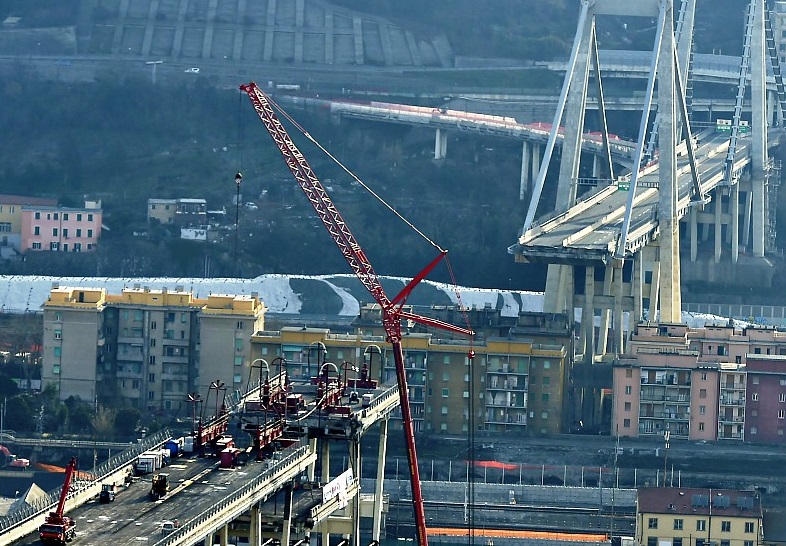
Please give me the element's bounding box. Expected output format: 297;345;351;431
780;393;786;403
76;228;82;237
235;356;243;366
779;409;785;419
700;405;706;415
673;539;682;546
52;364;60;375
625;386;632;395
35;212;40;219
234;374;242;384
50;242;59;250
700;389;707;398
53;213;58;220
753;377;760;384
543;360;551;369
721;521;731;532
236;321;244;330
699;423;705;431
63;213;69;221
541;411;548;419
52;228;58;236
701;372;707;380
624;402;631;411
54;329;62;340
647;539;657;546
53;347;61;357
442;372;449;381
148;356;155;364
149;373;155;382
697;520;706;531
744;542;754;546
77;213;82;221
542;393;549;402
87;229;93;237
543;375;550;385
751;426;758;435
441;388;449;398
626;369;633;378
752;393;759;401
721;541;729;546
151;321;157;330
745;522;755;533
34;226;40;235
674;519;683;530
443;355;450;364
88;214;93;221
648;518;658;529
150;338;156;347
623;418;631;428
441;406;448;415
32;242;41;249
148;391;155;400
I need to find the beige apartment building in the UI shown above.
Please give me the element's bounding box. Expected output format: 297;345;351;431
637;487;762;546
251;305;572;435
613;322;786;442
42;286;264;411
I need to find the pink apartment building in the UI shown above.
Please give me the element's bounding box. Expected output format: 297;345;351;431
613;322;786;443
21;203;102;252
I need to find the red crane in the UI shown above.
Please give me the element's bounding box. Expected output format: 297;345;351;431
240;82;473;546
39;456;77;545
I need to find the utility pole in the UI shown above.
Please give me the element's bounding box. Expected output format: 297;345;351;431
233;172;242;277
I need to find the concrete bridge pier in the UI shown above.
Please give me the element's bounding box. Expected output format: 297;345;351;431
372;418;389;543
281;484;295;546
434;128;448;159
519;141;531;200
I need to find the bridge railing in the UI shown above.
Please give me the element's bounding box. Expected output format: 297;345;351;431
151;445;312;546
0;428;171;534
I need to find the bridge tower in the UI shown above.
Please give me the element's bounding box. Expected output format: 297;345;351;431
523;0;697;352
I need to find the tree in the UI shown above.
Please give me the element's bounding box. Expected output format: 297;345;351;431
5;395;33;432
92;405;116;440
114;407;141;438
0;372;19;397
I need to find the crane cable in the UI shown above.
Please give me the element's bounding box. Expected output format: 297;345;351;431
268;96;444;253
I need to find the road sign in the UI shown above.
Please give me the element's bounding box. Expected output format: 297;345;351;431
617;181;630;191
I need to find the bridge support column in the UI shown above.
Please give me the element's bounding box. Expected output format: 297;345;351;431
434;128;448;160
751;0;767;258
743;186;753;249
250;504;260;546
648;254;660;321
372;418;389;542
321;441;331;546
714;192;722;263
732;184;740;262
219;523;229;546
531;145;541;193
592;155;601;178
519;142;531;200
307;438;318;481
689;208;698;262
581;267;595;364
597;265;613;356
282;483;294;546
351;438;362;546
631;253;643;334
614;261;625;353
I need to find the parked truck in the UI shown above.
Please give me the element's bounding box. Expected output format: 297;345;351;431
99;483;117;503
149;473;169;500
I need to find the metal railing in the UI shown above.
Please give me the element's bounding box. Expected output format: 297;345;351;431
0;428;171;534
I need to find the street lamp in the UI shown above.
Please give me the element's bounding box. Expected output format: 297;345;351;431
145;60;162;85
662;430;670;487
233;172;242;277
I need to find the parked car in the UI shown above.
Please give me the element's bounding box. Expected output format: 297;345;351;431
184;67;200;73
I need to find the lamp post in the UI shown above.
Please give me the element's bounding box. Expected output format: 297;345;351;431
233;172;242;277
662;430;670;487
145;60;162;85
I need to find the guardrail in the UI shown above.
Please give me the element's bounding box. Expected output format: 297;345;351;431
0;428;171;537
151;445;316;546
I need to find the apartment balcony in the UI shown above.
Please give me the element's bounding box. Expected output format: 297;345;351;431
720;397;745;406
162;338;190;347
718;415;745;424
117;336;144;345
116;370;143;379
721;383;746;391
485;418;527;427
161;355;189;364
640;393;667;402
116;352;144;362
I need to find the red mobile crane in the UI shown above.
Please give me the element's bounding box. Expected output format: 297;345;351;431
240;82;473;546
39;457;77;544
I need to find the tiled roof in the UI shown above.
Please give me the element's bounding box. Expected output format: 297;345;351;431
638;487;760;517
